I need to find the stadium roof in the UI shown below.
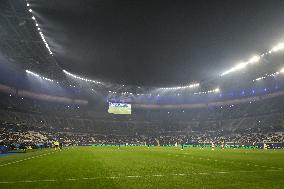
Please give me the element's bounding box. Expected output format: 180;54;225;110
0;0;63;80
1;0;284;95
27;0;284;86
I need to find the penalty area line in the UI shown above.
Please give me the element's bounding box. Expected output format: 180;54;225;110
0;149;68;167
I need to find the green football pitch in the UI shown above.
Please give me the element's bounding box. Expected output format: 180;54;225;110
0;146;283;189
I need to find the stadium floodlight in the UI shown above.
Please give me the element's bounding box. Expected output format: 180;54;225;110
248;55;260;64
159;83;199;90
220;42;284;77
235;62;247;69
271;72;279;77
221;62;248;76
255;76;265;82
221;55;259;76
252;69;283;82
63;69;102;84
26;70;39;77
27;3;54;56
271;43;284;53
194;87;220;95
255;77;264;81
214;88;220;92
26;70;54;82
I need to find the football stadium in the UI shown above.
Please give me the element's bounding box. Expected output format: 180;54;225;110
0;0;284;188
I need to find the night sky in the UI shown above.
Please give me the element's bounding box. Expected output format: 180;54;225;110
33;0;284;86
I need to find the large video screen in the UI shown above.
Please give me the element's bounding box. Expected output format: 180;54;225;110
108;102;131;115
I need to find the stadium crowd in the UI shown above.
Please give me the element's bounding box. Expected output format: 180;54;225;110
0;92;284;151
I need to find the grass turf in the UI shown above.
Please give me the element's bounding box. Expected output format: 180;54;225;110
0;146;283;189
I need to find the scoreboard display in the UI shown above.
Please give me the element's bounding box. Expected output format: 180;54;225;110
108;102;131;115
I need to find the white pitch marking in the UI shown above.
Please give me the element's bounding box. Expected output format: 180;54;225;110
82;177;101;180
20;180;36;183
0;149;65;167
108;176;119;179
40;179;56;182
0;169;282;184
266;170;281;172
198;172;209;175
126;175;141;178
0;181;14;184
66;178;76;181
216;171;229;174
